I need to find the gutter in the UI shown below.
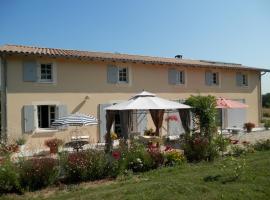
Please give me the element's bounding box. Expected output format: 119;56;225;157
0;55;7;143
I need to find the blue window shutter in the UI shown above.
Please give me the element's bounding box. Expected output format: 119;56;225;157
23;61;37;82
107;65;118;84
205;71;212;85
137;110;148;135
57;105;68;118
168;68;177;85
24;105;35;133
99;104;111;142
236;72;242;86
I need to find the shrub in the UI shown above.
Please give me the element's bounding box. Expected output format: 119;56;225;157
164;150;186;166
184;95;219;162
19;157;59;191
213;134;230;153
263;112;270;118
264;120;270;130
243;122;255;133
0;143;19;156
147;147;164;168
0;157;21;194
121;141;153;172
253;139;270;151
144;128;155;136
62;150;119;183
229;145;247;157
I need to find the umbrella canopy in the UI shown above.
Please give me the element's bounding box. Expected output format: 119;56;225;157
52;113;98;127
216;97;248;109
105;91;191;110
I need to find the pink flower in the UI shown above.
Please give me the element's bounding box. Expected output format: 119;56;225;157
112;151;121;160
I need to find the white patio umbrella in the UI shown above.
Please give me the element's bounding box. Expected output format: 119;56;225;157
52;112;98;127
105;91;191;110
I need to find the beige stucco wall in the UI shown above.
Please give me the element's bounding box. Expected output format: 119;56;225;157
5;56;261;149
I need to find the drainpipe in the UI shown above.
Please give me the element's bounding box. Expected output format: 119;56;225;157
0;55;7;143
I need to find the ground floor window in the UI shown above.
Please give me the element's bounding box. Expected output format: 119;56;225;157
37;105;56;128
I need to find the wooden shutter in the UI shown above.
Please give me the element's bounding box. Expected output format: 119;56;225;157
137;110;148;135
57;105;68;118
205;71;212;86
107;65;118;84
99;104;111;142
23;61;37;82
236;72;242;86
168;68;177;85
24;105;35;133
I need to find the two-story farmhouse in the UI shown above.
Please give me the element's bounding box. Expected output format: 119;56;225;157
0;45;269;148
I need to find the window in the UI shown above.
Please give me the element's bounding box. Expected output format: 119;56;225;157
242;74;248;86
40;64;53;82
212;72;219;85
176;71;185;84
37;105;56;128
205;71;219;86
118;67;128;83
236;72;248;87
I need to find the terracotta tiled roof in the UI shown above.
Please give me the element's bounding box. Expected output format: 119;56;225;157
0;44;269;71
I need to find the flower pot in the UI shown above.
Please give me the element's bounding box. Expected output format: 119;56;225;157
49;146;58;154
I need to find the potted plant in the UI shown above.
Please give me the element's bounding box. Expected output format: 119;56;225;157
264;120;270;130
44;138;63;154
16;137;26;152
244;122;255;133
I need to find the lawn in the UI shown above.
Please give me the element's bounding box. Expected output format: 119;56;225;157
2;151;270;200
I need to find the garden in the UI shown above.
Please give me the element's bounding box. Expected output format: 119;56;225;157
1;95;270;199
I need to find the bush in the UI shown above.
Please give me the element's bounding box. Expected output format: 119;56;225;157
19;157;59;191
120;141;153;172
147;147;164;168
164;150;186;166
229;145;247;157
213;134;230;153
263;112;270;118
0;157;21;194
253;139;270;151
264;120;270;130
62;150;119;183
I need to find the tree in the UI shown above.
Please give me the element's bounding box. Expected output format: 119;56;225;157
262;93;270;108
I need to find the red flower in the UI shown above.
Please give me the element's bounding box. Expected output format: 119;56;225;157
165;145;172;151
165;115;178;122
112;151;121;160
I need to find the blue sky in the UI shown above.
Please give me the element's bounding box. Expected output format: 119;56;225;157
0;0;269;93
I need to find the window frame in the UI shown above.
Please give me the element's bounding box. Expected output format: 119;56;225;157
212;72;219;85
36;62;57;84
37;105;56;129
117;66;129;84
241;74;248;86
175;70;185;85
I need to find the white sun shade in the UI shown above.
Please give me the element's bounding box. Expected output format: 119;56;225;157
105;91;191;110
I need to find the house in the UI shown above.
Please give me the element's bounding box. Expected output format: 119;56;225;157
0;44;269;148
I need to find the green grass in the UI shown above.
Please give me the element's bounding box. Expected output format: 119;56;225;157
2;151;270;200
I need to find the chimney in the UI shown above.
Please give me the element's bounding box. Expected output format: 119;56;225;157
175;55;182;59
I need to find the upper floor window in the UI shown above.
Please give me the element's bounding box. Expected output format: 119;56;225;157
168;68;185;85
205;71;219;86
118;67;128;83
40;64;53;82
236;72;248;87
22;61;56;83
107;65;129;84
